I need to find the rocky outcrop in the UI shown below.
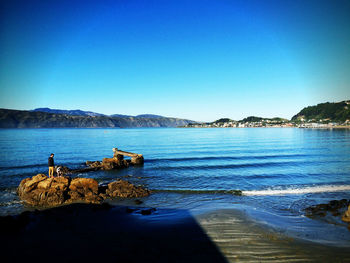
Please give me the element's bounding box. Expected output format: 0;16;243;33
342;205;350;223
18;174;151;207
17;174;68;206
67;178;101;204
102;157;129;170
84;149;145;171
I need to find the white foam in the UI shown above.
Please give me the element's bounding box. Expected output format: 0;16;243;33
242;185;350;196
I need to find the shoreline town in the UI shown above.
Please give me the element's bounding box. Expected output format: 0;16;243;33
183;118;350;128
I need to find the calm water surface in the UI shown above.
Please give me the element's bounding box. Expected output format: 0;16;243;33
1;128;350;245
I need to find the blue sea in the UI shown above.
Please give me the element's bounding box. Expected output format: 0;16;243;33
1;128;350;245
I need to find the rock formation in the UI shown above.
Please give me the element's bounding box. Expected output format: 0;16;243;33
305;199;349;218
18;174;151;207
83;148;144;171
130;155;144;165
106;180;150;198
113;147;144;165
305;199;350;231
342;205;350;223
51;148;144;177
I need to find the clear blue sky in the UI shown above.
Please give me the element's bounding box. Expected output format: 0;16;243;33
1;0;349;121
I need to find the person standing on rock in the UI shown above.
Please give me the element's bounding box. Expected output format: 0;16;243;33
48;153;55;178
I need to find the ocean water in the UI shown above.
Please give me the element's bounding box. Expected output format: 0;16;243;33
1;128;350;245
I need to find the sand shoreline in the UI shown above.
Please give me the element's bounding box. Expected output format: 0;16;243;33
196;209;350;262
1;202;349;262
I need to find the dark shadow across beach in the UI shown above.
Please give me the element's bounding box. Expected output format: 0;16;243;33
0;203;228;263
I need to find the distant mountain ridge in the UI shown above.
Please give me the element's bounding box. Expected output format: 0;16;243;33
32;108;167;119
135;114;164;118
0;109;194;128
32;108;105;117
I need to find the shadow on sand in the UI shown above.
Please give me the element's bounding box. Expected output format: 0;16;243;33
0;203;228;263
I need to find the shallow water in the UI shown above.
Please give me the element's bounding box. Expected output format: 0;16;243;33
1;128;350;245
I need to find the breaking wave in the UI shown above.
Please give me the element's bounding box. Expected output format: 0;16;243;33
153;185;350;196
242;185;350;196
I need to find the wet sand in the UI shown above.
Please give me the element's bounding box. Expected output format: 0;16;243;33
196;210;350;262
1;203;349;263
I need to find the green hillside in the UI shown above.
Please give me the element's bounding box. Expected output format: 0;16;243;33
239;116;288;123
292;101;350;122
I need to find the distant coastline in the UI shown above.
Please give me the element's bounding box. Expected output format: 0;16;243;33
0;100;349;128
180;125;350;129
182;100;350;129
0;108;193;128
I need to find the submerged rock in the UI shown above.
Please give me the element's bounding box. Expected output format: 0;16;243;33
305;199;350;231
85;161;101;168
106;180;150;198
305;199;349;218
342;205;350;223
18;174;151;207
84;157;130;171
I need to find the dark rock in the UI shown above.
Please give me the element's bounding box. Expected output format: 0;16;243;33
125;207;156;215
332;211;341;217
126;207;136;213
115;154;124;161
134;199;143;205
55;166;70;176
305;199;350;222
86;161;101;168
141;208;156;215
227;190;242;196
98;183;108;194
71;167;100;173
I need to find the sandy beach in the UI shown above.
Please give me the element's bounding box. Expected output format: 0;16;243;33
1;203;349;263
196;209;350;262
